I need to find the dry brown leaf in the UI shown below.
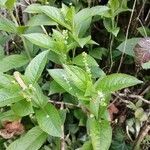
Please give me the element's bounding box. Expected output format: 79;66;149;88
0;121;25;139
108;104;119;121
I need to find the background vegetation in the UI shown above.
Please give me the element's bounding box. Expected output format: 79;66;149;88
0;0;150;150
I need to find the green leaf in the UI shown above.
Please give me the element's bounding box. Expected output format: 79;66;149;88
88;118;112;150
73;8;92;37
23;33;55;49
0;54;29;72
5;0;16;10
25;5;70;29
25;50;49;83
49;80;65;95
63;65;87;92
73;6;109;37
12;100;34;117
103;18;120;37
36;104;62;137
0;89;23;107
110;127;132;150
73;53;105;78
0;110;20;122
142;61;150;69
0;0;7;6
73;53;98;67
89;47;108;60
0;45;4;59
0;73;14;88
7;126;48;150
0;17;17;33
95;73;143;93
48;69;85;99
30;83;48;107
137;27;150;37
27;14;57;26
117;38;141;57
79;140;93;150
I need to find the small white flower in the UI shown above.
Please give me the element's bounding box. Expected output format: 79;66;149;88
90;114;94;118
46;115;50;118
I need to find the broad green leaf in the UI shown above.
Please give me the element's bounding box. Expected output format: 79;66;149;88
27;14;57;26
77;36;91;48
73;53;98;67
7;126;48;150
117;38;141;57
91;6;109;16
0;0;7;6
137;27;150;37
0;73;14;88
0;17;17;33
25;5;70;29
0;110;20;122
49;80;65;95
25;50;49;83
0;89;23;107
48;69;85;98
24;4;41;13
36;104;62;137
30;83;48;107
103;19;120;37
89;47;108;60
64;65;87;92
95;73;143;93
73;8;92;37
0;45;4;59
79;140;93;150
0;54;29;72
109;0;119;14
88;118;112;150
39;6;70;29
110;127;132;150
74;6;109;37
73;53;105;78
23;33;55;49
12;100;34;117
142;61;150;69
5;0;16;10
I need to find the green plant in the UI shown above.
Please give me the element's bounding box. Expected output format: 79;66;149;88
0;0;146;150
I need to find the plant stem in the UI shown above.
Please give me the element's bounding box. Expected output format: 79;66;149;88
133;121;150;150
117;0;137;72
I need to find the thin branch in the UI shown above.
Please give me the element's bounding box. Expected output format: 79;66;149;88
137;17;147;37
117;93;150;104
145;8;150;22
60;102;65;150
140;85;150;96
48;100;80;108
133;121;150;150
117;0;137;72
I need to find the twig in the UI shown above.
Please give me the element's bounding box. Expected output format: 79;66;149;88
117;0;137;72
60;102;65;150
133;121;150;150
117;93;150;104
145;8;150;22
140;85;150;96
48;100;80;108
112;93;129;104
137;17;147;37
